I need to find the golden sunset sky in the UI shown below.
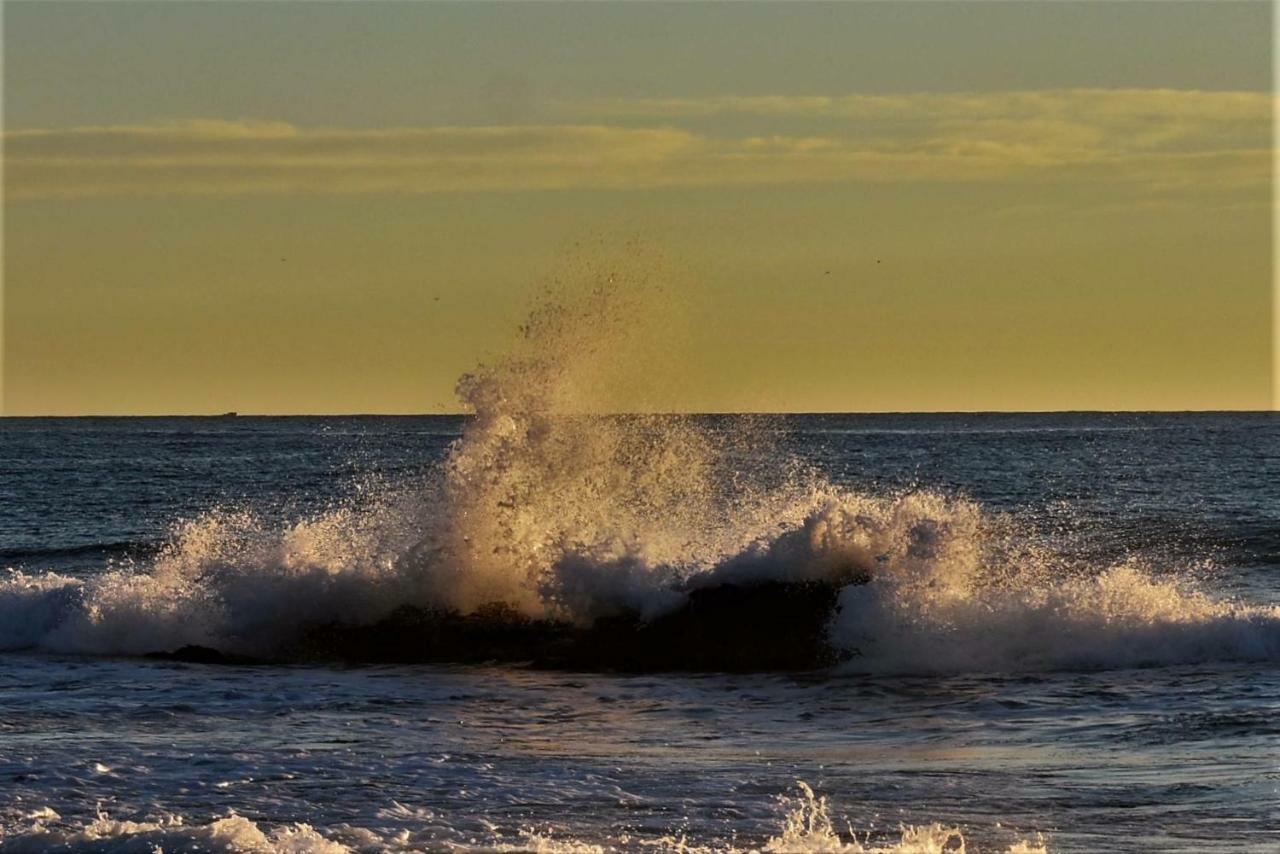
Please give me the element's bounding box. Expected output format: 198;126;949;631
2;1;1273;414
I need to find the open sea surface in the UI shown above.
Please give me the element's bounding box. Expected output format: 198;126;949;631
1;412;1277;852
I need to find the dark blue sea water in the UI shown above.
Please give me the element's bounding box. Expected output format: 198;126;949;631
1;413;1277;852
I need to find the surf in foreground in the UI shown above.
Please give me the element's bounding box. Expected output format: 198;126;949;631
0;781;1047;853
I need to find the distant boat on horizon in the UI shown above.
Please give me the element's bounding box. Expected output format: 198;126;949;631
217;411;238;417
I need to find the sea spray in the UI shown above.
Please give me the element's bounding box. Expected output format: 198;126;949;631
398;246;819;619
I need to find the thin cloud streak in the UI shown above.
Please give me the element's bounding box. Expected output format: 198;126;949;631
567;88;1271;122
5;89;1270;199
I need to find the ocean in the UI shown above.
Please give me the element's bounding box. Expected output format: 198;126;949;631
0;411;1276;852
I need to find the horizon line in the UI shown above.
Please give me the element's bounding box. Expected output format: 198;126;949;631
1;408;1276;419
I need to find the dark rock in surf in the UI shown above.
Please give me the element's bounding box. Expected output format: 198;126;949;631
560;580;847;671
290;602;579;667
146;578;863;672
144;644;268;666
288;578;857;672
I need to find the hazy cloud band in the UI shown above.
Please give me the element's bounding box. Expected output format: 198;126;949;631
6;89;1270;199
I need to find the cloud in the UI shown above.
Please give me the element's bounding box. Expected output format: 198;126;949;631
4;89;1270;199
569;88;1271;122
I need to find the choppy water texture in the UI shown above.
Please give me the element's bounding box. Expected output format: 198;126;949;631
1;281;1278;851
2;411;1276;852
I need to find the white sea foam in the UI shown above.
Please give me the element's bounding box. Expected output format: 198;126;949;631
0;810;348;853
2;249;1277;673
0;783;1047;853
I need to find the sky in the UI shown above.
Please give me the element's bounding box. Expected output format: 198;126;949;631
2;1;1273;415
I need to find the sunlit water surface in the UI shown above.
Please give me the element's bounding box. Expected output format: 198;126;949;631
1;414;1276;852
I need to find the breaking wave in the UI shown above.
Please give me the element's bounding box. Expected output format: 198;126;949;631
2;249;1277;673
0;782;1047;853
